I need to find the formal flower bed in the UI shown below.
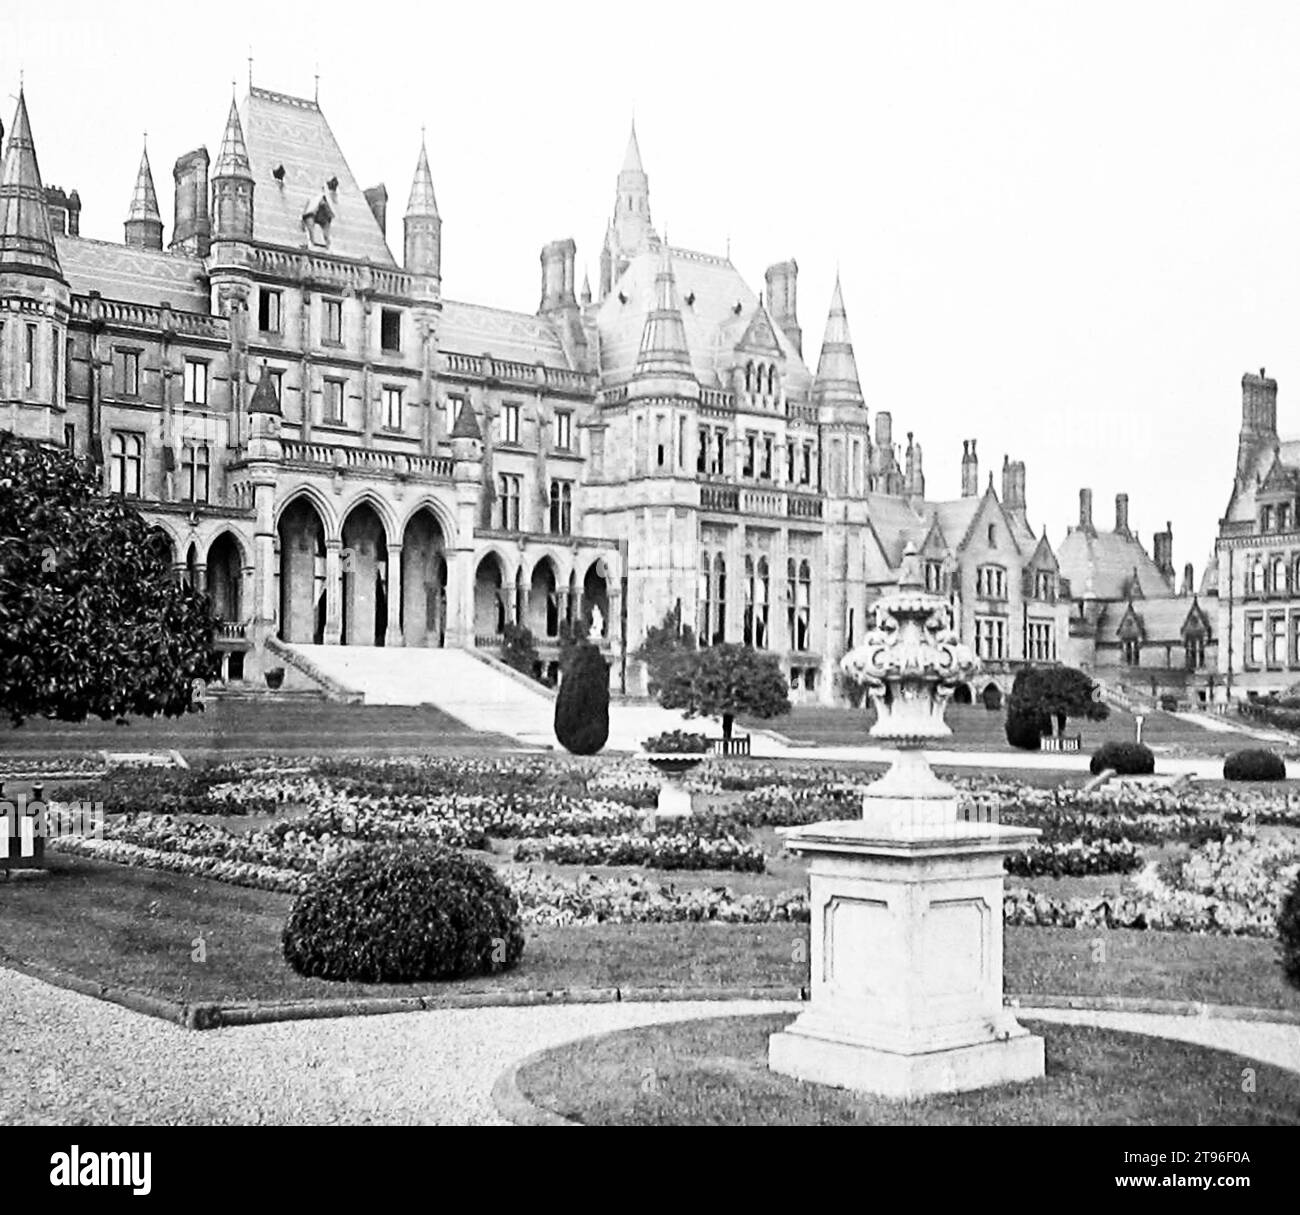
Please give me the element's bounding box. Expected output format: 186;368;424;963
512;832;766;873
1004;838;1143;878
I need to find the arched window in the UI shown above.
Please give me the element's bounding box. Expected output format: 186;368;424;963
714;556;726;644
797;560;812;651
756;557;770;648
1251;559;1266;594
745;361;754;393
767;364;776;396
786;558;797;649
743;556;755;645
698;553;712;647
987;523;997;547
1273;556;1288;595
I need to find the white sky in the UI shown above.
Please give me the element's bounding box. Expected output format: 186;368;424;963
6;0;1300;577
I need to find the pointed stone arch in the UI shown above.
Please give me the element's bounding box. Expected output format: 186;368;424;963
340;499;391;646
206;530;246;625
275;483;340;540
401;505;449;647
278;495;327;644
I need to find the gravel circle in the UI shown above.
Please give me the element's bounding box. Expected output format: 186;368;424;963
0;967;789;1125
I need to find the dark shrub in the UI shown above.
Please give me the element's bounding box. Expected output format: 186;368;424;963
1089;741;1155;776
1222;748;1286;782
500;623;541;682
1005;702;1046;749
282;843;525;983
1159;693;1179;712
554;641;610;755
1280;870;1300;992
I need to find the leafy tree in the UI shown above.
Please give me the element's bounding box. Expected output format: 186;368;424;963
1005;668;1050;750
0;431;216;726
500;622;541;682
651;642;790;741
553;641;610;755
1021;665;1110;737
634;603;695;699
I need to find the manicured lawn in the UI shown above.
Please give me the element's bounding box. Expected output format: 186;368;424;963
750;703;1285;757
514;1015;1300;1125
0;700;515;759
2;854;1296;1015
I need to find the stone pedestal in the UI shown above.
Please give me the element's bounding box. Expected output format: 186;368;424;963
768;801;1044;1099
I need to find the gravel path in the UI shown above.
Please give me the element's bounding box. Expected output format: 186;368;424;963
3;968;1297;1125
0;968;787;1125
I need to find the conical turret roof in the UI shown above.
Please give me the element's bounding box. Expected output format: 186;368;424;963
248;365;281;415
213;99;251;179
621;122;644;175
406;138;439;218
0;90;60;277
812;274;863;406
127;144;162;223
634;244;693;378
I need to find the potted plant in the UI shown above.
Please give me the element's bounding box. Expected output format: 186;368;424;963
642;729;710;773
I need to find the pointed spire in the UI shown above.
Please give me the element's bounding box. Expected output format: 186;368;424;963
622;121;644;175
127;143;161;223
580;269;592;305
0;89;61;277
812;274;863;406
213;99;250;179
634;244;693;378
405;137;439;218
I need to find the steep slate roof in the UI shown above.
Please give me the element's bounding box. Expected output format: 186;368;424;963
926;497;985;552
863;493;929;565
595;244;812;389
1103;596;1211;643
237;86;395;265
55;235;207;310
812;275;863;406
438;299;572;370
634;243;693;377
1057;525;1174;600
405;140;439;218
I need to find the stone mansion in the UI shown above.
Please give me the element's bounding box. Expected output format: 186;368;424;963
0;83;1074;704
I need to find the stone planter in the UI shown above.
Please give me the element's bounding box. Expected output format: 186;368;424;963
264;667;285;690
645;754;705;818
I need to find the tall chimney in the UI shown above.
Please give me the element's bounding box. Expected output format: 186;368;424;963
1079;488;1094;532
875;410;893;451
364;185;388;237
1001;454;1026;511
170;147;211;256
539;238;578;313
961;439;978;497
1115;493;1130;536
1153;521;1174;580
1237;368;1279;482
764;259;802;355
1181;562;1195;596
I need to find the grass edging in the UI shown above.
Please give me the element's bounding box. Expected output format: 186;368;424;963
5;946;1300;1033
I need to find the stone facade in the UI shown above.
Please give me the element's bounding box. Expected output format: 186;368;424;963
1059;488;1218;704
1213;369;1300;700
1;85;1072;702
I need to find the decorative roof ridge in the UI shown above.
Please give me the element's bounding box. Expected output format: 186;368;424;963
249;85;320;113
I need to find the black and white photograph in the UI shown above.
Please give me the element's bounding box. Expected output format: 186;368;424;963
0;0;1294;1177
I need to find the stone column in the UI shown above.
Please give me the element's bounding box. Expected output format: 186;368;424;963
323;539;343;645
385;542;404;646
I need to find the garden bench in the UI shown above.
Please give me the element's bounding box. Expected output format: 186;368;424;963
1038;734;1081;753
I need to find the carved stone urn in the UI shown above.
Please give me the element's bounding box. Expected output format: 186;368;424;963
768;544;1045;1099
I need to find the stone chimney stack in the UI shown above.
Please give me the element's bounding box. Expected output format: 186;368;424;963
1001;455;1026;512
539;238;578;313
961;439;978;498
170;147;210;256
1153;521;1174;580
764;259;802;356
1181;562;1195;596
1237;368;1279;482
1115;493;1130;537
1079;488;1094;533
875;410;893;452
364;185;388;238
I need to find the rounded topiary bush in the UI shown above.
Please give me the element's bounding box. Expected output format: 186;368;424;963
1005;702;1048;750
1223;748;1287;782
1089;741;1155;776
554;640;610;755
282;843;525;983
1280;871;1300;992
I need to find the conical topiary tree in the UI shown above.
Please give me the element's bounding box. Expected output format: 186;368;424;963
554;640;610;755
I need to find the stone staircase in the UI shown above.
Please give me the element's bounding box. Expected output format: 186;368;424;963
279;644;708;751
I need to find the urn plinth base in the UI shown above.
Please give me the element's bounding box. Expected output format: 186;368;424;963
767;816;1044;1099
